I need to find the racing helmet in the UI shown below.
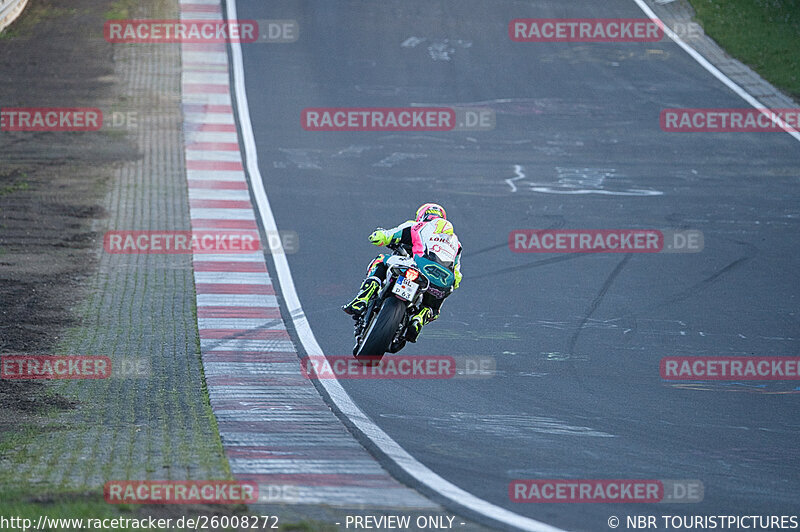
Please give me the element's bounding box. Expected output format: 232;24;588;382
415;203;447;222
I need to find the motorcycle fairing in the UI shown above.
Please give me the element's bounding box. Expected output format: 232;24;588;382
414;256;455;288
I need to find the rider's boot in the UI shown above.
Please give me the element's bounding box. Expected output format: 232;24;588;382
342;276;381;316
405;306;436;342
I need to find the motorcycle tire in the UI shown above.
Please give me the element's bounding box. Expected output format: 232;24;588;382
354;296;406;363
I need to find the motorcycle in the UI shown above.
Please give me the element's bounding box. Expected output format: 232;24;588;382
351;242;455;364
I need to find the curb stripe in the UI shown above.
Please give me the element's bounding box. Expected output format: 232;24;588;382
186;160;243;171
196;294;277;306
190;219;258;229
187;142;240;151
182;0;436;511
186;171;245;181
184;83;230;93
189;180;249;190
190;199;253;209
188;190;251;200
190;208;255;220
196;284;275;295
199;329;289;340
193;262;267;272
197;307;281;318
192;123;237;132
194;272;271;283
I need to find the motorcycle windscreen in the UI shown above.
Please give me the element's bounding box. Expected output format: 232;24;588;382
414;255;455;289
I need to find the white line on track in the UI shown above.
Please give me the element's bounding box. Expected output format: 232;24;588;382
632;0;800;143
506;164;526;193
225;1;568;530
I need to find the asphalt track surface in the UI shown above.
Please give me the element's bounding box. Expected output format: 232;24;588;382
234;1;800;530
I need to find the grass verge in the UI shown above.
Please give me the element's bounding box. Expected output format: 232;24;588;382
0;3;76;39
687;0;800;99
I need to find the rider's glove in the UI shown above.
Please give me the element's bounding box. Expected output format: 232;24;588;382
369;229;391;247
453;269;462;290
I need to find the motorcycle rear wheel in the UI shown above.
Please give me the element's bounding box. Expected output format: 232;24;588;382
354;296;406;364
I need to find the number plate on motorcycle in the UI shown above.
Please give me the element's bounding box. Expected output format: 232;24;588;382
392;275;418;301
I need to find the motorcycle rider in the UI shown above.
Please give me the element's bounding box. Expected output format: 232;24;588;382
342;203;462;342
